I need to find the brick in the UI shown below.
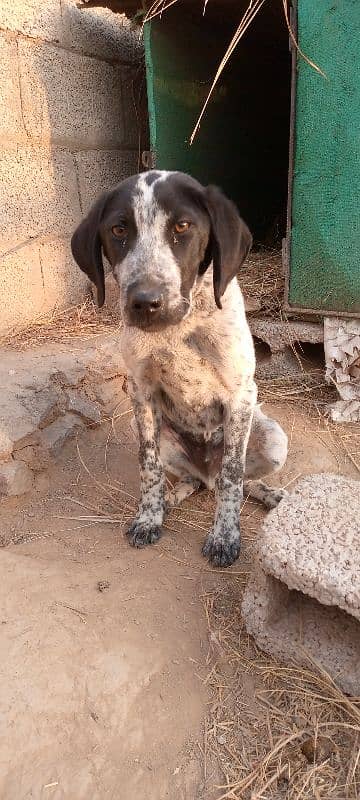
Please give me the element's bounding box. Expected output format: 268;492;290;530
17;39;125;148
0;237;87;337
74;149;138;212
0;145;81;253
62;1;143;63
0;33;25;141
0;0;63;42
0;460;34;498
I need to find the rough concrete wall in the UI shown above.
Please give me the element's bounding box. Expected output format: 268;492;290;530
0;1;143;336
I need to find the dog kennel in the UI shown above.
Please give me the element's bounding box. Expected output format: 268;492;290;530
85;0;360;317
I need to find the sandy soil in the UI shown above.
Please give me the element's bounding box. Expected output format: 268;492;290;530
0;390;358;800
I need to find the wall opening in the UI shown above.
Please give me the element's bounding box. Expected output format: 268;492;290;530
146;0;292;247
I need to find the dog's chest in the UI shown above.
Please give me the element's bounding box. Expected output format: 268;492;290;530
149;342;224;431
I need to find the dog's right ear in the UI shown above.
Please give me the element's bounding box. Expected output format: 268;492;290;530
71;192;110;307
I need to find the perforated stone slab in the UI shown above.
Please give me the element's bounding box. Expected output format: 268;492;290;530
259;474;360;619
242;474;360;694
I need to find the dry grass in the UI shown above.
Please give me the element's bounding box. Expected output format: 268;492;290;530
0;297;119;351
240;249;285;316
203;583;360;800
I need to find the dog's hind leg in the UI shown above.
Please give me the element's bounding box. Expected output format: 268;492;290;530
166;476;202;509
244;406;288;508
159;427;203;508
243;479;287;509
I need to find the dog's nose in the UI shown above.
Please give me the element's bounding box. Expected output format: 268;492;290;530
130;287;163;315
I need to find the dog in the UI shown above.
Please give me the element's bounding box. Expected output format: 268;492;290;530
71;170;288;567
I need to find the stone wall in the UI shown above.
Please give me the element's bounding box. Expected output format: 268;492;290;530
0;1;143;336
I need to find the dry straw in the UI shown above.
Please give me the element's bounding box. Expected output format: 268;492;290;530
0;297;119;350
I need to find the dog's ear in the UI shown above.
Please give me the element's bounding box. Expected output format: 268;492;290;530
203;185;252;309
71;192;110;307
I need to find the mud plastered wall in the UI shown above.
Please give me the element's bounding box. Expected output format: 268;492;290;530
0;0;143;335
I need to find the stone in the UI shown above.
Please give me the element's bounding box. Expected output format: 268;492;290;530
249;317;323;353
40;413;84;456
0;460;34;498
66;390;102;424
242;474;360;695
17;39;126;148
0;336;127;477
20;386;62;429
0;431;13;462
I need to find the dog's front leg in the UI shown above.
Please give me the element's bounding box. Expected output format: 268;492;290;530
202;385;256;567
126;376;166;548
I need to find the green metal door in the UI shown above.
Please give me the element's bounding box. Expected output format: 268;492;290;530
286;0;360;316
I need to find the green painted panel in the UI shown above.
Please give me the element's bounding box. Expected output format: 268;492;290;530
289;0;360;314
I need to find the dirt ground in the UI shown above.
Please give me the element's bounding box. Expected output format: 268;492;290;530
1;378;359;799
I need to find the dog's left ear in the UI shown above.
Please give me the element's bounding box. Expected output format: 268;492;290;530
203;185;252;309
71;191;111;307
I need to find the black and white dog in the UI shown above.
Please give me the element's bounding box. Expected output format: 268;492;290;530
71;171;287;567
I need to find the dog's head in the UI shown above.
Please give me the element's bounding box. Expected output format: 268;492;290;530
71;170;252;330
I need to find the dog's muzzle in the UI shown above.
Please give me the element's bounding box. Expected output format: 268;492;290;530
125;280;188;330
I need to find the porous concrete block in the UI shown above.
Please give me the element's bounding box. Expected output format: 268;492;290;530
0;460;34;498
121;65;141;148
242;474;360;694
62;1;143;62
38;237;88;308
0;33;25;141
17;39;125;148
74;150;138;212
40;413;84;456
0;243;45;336
0;145;81;253
0;238;87;337
249;317;323;353
0;1;63;42
255;348;301;379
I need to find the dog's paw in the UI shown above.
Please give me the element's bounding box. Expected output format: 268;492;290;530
126;521;162;548
202;533;240;568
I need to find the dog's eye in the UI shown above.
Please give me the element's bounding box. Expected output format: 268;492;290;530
174;221;190;234
112;224;127;239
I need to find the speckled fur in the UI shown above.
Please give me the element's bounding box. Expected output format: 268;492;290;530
122;264;287;567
